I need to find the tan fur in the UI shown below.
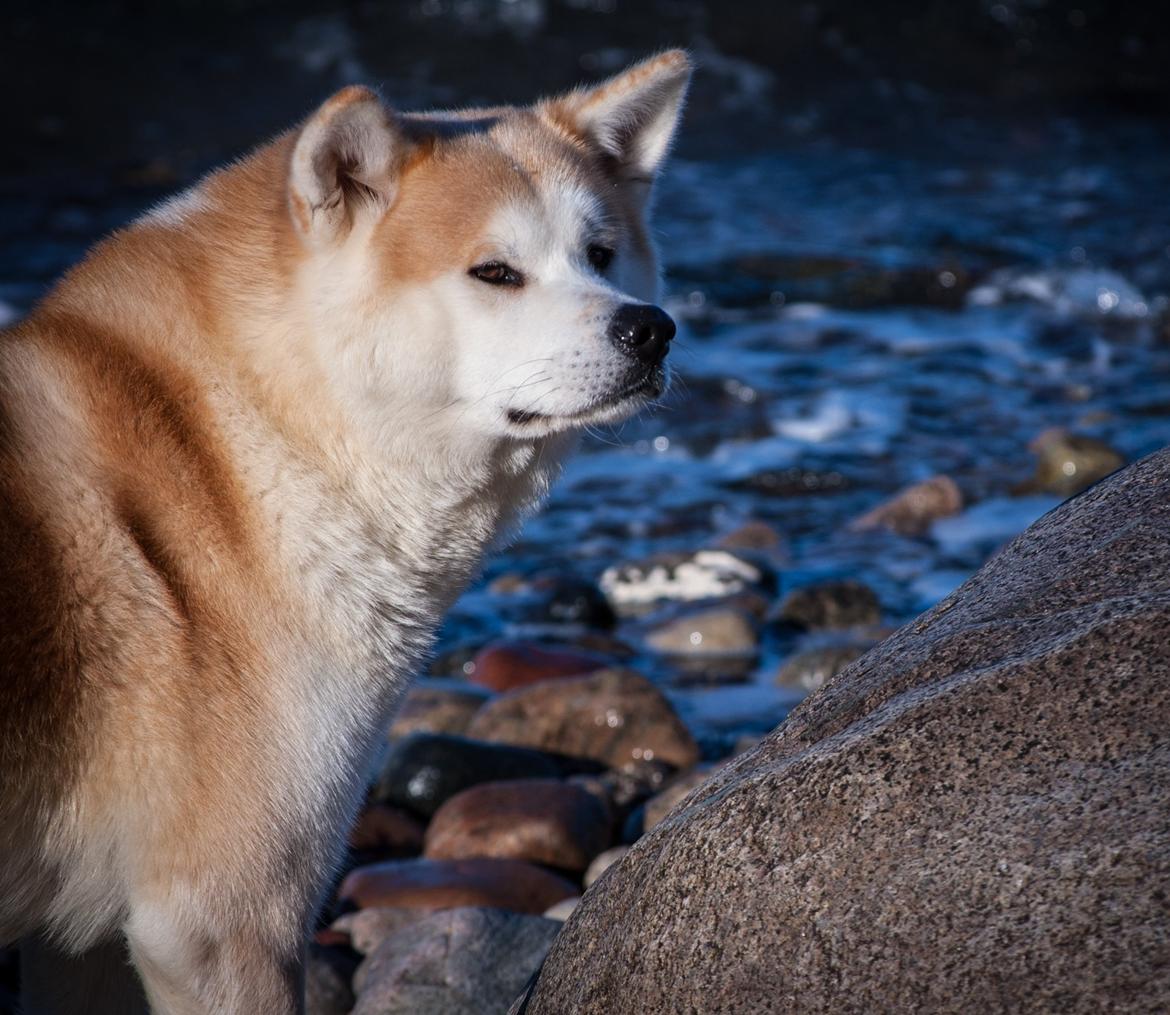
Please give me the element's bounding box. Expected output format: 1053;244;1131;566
1;51;690;1013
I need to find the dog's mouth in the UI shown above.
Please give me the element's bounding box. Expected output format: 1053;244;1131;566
507;367;666;428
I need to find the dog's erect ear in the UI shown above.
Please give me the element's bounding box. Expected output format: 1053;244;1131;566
543;50;692;182
289;86;403;244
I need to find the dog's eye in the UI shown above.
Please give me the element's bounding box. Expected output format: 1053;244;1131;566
470;262;524;288
587;245;614;272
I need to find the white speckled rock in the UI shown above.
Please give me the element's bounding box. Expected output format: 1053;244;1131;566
600;549;774;615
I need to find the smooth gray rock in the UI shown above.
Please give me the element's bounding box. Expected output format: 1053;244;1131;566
352;907;560;1015
520;448;1170;1014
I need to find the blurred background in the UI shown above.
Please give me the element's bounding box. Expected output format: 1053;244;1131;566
3;0;1170;744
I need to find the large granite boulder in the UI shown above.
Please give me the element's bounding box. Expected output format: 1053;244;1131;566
518;449;1170;1014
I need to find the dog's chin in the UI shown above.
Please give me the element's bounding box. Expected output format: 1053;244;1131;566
504;367;667;436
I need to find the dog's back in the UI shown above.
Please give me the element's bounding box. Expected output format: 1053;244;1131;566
0;289;261;949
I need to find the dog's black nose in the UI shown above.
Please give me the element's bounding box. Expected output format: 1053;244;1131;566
607;303;676;365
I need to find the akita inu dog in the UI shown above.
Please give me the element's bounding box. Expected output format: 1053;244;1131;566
0;51;690;1013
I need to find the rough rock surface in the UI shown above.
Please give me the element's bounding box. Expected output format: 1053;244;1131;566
466;669;699;770
521;449;1170;1014
352;907;560;1015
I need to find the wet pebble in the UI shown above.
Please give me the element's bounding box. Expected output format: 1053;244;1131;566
387;685;489;740
570;759;675;813
773;642;873;693
543;896;580;921
643;606;758;656
348;803;426;856
373;733;599;818
424;779;611;873
351;907;561;1015
527;574;616;628
339;857;577;915
776;579;882;631
850;475;963;536
1024;427;1125;497
584;846;629;888
643;768;717;831
467;668;700;771
468;641;610;692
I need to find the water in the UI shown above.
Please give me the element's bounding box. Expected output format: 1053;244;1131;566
3;8;1169;753
448;121;1170;746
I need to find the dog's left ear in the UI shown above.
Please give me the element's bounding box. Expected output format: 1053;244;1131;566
543;50;692;184
288;86;404;245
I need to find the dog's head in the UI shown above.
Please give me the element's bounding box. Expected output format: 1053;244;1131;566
286;52;690;440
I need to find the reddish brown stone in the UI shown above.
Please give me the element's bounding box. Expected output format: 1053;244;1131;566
313;927;351;948
468;641;609;692
424;779;611;872
338;857;577;915
466;668;699;770
347;803;426;854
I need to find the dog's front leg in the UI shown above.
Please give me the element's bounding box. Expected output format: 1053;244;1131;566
125;903;306;1015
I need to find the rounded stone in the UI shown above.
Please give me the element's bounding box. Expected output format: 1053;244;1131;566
775;579;882;630
373;733;599;818
466;668;699;771
519;448;1170;1014
339;857;577;916
424;779;612;872
347;803;426;856
387;685;489;740
543;896;580;922
850;474;963;536
1026;427;1125;497
468;641;610;692
583;846;630;889
772;642;871;693
331;907;434;956
642;767;716;831
643;607;758;655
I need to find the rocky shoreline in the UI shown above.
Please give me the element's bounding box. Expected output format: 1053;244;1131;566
287;442;1169;1015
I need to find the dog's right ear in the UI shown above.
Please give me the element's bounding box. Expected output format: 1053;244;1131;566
289;87;403;245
